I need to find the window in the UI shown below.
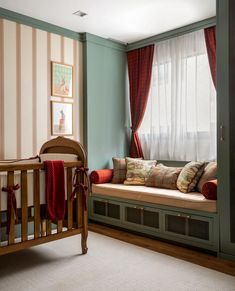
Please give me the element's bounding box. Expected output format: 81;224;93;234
139;29;216;161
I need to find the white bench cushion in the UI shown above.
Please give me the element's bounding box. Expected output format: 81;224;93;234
92;183;216;213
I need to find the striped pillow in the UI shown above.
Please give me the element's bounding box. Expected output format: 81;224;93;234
177;161;205;193
112;157;142;184
146;164;182;189
111;158;127;184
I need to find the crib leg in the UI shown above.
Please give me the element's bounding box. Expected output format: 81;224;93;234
81;210;88;254
81;231;88;254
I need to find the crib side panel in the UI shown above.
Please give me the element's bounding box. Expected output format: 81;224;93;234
0;161;85;256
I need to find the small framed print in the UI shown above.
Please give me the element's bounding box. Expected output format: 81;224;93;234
51;61;73;98
51;101;73;136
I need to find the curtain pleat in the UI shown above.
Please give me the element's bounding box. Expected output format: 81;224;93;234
127;45;154;158
204;26;216;88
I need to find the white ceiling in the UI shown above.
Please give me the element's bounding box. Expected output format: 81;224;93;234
0;0;216;43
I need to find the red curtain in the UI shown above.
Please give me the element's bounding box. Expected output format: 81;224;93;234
127;45;154;158
204;26;216;88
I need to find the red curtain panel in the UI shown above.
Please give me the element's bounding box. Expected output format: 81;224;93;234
127;44;154;158
204;26;216;88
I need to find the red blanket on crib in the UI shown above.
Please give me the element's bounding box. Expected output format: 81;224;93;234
44;160;65;221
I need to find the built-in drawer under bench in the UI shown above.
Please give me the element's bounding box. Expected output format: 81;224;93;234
89;184;219;252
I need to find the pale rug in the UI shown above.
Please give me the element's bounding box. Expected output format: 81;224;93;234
0;232;234;291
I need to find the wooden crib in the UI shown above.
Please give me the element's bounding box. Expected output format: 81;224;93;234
0;137;88;256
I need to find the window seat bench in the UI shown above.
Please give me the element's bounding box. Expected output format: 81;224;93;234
92;183;216;213
89;183;219;252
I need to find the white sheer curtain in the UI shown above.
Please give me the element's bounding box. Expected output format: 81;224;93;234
139;29;216;161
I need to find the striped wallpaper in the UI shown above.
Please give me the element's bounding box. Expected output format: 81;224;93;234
0;18;83;159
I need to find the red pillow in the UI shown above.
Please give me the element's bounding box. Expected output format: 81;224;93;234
201;179;217;200
90;169;113;184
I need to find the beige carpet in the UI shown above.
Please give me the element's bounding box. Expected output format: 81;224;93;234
0;232;234;291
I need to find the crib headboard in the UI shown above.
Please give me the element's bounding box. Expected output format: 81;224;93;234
40;137;87;165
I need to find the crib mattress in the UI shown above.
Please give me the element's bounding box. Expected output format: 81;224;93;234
92;183;217;213
0;170;68;211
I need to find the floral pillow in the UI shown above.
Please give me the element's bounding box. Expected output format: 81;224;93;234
124;158;157;185
177;161;205;193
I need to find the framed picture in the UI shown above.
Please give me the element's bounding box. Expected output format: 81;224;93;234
51;61;73;98
51;101;73;136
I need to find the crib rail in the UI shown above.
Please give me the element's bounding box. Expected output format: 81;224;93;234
0;161;82;172
0;161;87;255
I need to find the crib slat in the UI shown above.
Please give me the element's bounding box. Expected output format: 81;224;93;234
41;219;46;236
33;169;40;239
57;221;62;233
21;170;28;242
7;171;15;245
67;168;73;230
46;220;51;235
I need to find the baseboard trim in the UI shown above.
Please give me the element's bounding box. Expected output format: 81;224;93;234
218;252;235;262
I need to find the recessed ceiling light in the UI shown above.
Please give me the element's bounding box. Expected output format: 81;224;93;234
73;10;88;17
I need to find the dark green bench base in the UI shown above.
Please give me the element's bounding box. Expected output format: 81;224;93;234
89;194;219;252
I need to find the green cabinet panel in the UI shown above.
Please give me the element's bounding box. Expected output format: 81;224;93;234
91;197;121;223
123;202;161;233
89;194;219;252
163;210;214;246
217;0;235;258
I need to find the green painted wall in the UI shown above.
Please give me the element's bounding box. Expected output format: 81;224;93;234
83;33;128;170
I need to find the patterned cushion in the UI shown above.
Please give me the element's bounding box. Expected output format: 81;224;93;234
197;162;217;193
112;157;142;184
146;164;182;190
124;158;157;185
111;158;127;184
177;161;205;193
